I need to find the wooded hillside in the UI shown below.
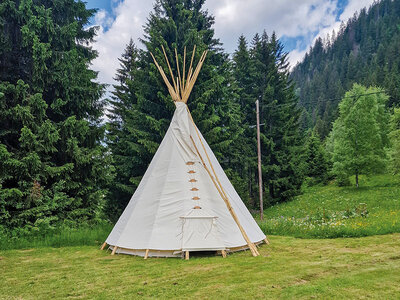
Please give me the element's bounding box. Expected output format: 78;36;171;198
291;0;400;138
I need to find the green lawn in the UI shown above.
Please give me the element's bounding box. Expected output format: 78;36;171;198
259;174;400;238
1;174;400;298
1;234;399;299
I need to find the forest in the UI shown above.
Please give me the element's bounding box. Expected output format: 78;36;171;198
291;0;400;138
0;0;399;239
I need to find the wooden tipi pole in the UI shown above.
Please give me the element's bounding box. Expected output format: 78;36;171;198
100;242;107;250
150;46;260;257
188;117;259;257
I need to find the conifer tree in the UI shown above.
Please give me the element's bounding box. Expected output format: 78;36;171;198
255;32;303;203
107;0;243;214
303;131;329;184
292;0;400;136
106;40;144;219
0;0;108;230
233;32;303;206
232;35;256;205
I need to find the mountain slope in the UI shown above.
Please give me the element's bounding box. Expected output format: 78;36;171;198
291;0;400;138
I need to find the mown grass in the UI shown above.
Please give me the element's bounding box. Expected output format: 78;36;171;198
1;234;399;299
259;174;400;238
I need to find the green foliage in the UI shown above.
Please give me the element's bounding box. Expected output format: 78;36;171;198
329;84;389;186
389;107;400;174
0;0;111;230
105;40;141;219
0;222;112;250
303;130;329;185
106;0;242;218
259;174;400;238
292;0;400;137
232;32;303;206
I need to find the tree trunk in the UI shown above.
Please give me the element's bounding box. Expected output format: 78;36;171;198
355;172;359;188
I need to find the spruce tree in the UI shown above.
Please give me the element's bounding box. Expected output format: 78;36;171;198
233;32;303;206
303;131;329;184
232;35;256;206
107;0;243;215
106;40;144;219
256;32;303;203
0;0;108;230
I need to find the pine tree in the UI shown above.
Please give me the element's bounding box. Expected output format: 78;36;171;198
303;131;329;184
106;40;145;219
107;0;243;215
233;32;303;206
232;35;256;206
331;84;389;187
0;0;108;230
258;32;303;203
233;35;254;115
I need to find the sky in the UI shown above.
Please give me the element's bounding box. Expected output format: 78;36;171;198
84;0;376;87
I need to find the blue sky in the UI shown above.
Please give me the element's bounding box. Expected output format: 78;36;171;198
85;0;374;86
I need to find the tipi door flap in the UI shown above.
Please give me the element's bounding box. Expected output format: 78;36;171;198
181;216;226;251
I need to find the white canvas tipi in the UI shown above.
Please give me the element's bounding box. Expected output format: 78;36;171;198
101;46;267;259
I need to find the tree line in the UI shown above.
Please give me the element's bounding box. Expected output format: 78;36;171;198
0;0;399;234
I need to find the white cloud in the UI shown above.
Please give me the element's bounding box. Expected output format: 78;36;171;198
288;48;309;68
94;9;114;29
286;0;376;67
205;0;338;53
89;0;377;87
91;0;153;86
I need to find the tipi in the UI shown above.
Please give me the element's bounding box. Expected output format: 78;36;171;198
101;46;267;259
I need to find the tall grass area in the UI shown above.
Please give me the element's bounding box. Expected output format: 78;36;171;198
258;174;400;238
3;174;399;250
0;223;112;250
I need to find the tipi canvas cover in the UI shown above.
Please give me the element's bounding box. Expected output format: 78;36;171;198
102;47;266;258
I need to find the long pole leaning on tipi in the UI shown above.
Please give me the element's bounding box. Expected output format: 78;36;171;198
150;45;260;257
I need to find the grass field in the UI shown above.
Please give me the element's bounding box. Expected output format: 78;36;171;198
1;234;400;299
1;174;399;298
259;174;400;238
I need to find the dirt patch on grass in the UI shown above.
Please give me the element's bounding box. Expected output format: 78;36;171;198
17;249;35;253
186;265;216;272
96;256;118;260
293;279;309;285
